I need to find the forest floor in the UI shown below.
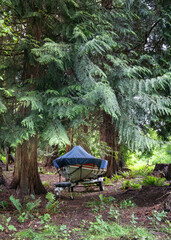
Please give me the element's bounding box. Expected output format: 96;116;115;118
0;164;171;239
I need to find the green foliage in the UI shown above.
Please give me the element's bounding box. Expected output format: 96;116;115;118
0;200;8;209
9;195;41;222
119;170;134;179
111;174;122;181
121;180;132;189
130;213;138;227
9;195;22;214
121;180;141;190
80;214;155;240
128;142;171;169
0;0;171;192
119;200;136;209
103;177;112;186
0;216;17;232
15;224;71;240
108;205;120;224
142;176;166;187
148;210;168;229
131;182;142;189
38;214;51;224
161;220;171;235
99;194;116;204
86;194;116;212
45;192;60;213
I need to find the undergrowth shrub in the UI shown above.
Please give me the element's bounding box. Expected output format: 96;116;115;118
104;177;112;185
131;166;154;177
0;200;8;209
118;171;134;179
121;180;141;190
80;214;155;240
119;200;136;208
9;195;41;222
142;176;166;186
15;224;70;240
45;192;60;213
111;174;122;181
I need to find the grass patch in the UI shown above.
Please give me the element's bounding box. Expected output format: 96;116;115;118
80;215;156;240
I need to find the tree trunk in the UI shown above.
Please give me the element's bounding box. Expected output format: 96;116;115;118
102;0;113;9
10;135;46;195
66;128;74;152
100;111;120;177
9;15;46;194
0;167;5;185
5;147;14;171
5;148;9;171
44;145;59;167
153;163;171;180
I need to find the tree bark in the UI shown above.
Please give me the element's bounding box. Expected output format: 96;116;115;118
10;134;46;194
66;128;74;152
0;167;5;185
44;145;59;167
9;14;47;194
100;111;120;177
5;147;14;171
102;0;113;9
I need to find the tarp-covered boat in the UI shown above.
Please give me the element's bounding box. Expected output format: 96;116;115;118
53;146;108;198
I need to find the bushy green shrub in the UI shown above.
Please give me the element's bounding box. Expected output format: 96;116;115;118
121;180;132;189
142;176;166;186
121;180;141;190
9;195;41;222
111;174;122;181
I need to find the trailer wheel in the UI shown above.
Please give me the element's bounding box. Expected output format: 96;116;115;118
99;181;104;191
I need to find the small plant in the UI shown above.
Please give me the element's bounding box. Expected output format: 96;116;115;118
109;205;120;224
16;224;71;240
131;166;154;177
92;205;100;213
45;192;60;213
148;210;167;229
131;182;141;189
118;170;133;179
42;178;55;187
88;215;112;235
142;176;166;186
119;200;136;208
9;195;41;222
0;200;8;209
38;213;51;225
111;174;122;181
161;220;171;235
80;215;155;240
99;194;116;204
130;213;138;227
0;217;17;232
103;177;112;185
86;194;116;213
121;180;132;189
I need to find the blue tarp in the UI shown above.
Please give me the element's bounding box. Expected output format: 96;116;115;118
53;146;108;169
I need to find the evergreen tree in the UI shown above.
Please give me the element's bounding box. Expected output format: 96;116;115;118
0;0;170;184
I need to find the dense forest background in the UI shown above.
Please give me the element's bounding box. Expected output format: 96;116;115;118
0;0;171;194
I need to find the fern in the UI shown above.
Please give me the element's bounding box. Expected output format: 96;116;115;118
45;192;59;213
25;198;41;212
0;99;7;113
9;195;22;214
18;92;43;112
41;121;70;146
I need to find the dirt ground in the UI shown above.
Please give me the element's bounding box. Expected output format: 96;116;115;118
0;165;171;240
